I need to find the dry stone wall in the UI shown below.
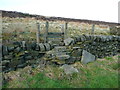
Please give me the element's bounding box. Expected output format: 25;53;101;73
1;35;120;73
1;42;53;73
66;35;120;58
44;35;120;64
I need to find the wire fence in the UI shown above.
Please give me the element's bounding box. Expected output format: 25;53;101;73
2;21;110;43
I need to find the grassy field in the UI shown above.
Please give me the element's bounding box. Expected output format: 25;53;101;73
3;55;119;88
2;17;119;88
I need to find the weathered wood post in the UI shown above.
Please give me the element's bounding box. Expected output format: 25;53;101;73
91;24;95;35
64;22;68;39
44;21;49;43
36;22;40;44
61;24;64;41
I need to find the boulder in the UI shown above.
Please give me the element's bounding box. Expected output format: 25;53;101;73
81;50;95;64
60;64;79;75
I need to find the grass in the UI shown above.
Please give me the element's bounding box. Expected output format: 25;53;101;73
2;55;119;88
27;73;71;88
2;16;119;88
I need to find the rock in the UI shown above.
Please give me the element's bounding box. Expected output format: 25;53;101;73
44;43;51;51
2;45;9;56
8;59;19;68
81;50;95;64
39;43;45;52
25;55;33;60
3;69;12;73
8;46;15;52
21;41;26;50
65;57;76;64
6;68;15;72
56;55;70;60
31;42;37;50
17;63;27;68
26;42;32;50
38;60;47;68
64;38;75;46
55;52;67;56
80;36;86;42
31;64;37;68
14;47;21;53
35;44;40;51
73;47;81;50
45;50;55;58
0;57;2;61
2;60;10;66
75;36;81;42
38;52;45;58
71;49;82;58
13;41;21;47
59;42;65;46
72;37;77;43
19;56;25;64
3;55;13;60
54;46;66;52
60;64;79;75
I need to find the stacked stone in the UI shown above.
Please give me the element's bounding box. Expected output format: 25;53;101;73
1;42;53;73
1;35;120;72
44;46;71;65
64;35;120;58
44;45;85;65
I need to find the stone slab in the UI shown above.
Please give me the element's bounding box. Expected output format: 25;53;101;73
81;50;95;64
54;46;66;52
64;38;74;46
60;64;79;75
56;55;70;60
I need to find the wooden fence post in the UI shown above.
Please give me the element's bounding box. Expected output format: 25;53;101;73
44;21;49;43
36;23;40;44
64;22;68;39
61;24;64;41
91;24;95;35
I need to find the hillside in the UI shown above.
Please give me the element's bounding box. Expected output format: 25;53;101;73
1;10;120;89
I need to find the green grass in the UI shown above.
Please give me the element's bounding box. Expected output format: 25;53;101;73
27;73;71;88
2;55;119;88
80;65;118;88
